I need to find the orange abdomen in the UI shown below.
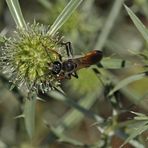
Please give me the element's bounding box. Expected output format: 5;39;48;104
74;50;103;70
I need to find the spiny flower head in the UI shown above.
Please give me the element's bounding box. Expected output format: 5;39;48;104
0;22;66;92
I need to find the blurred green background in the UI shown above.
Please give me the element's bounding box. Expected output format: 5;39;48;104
0;0;148;147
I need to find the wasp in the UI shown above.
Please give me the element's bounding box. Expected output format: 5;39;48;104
48;42;103;80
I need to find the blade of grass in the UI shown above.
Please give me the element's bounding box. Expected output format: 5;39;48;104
100;58;132;69
60;94;103;127
44;91;104;144
98;68;148;110
37;0;51;10
109;72;147;96
24;92;36;139
124;5;148;42
49;91;103;123
95;0;124;50
49;93;103;138
6;0;26;28
48;0;83;36
120;124;148;148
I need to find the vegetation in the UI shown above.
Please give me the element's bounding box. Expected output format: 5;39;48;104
0;0;147;147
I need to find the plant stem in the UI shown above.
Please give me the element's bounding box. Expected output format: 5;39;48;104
48;0;83;36
6;0;26;28
95;0;125;50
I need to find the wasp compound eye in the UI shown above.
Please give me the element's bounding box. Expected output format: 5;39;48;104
52;61;62;75
62;60;76;72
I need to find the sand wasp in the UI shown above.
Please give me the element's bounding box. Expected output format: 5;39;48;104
48;42;103;80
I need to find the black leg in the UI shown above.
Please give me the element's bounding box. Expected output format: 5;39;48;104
72;72;78;78
92;68;101;74
61;41;73;58
92;68;104;86
42;43;62;62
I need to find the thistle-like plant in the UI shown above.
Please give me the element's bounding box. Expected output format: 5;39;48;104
1;22;66;93
1;0;83;94
0;0;83;138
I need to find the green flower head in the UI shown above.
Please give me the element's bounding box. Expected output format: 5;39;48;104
0;22;67;92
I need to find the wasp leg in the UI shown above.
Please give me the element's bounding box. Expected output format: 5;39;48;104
92;68;104;86
97;62;103;68
41;43;62;62
63;73;73;79
92;68;101;74
61;41;73;58
71;72;78;78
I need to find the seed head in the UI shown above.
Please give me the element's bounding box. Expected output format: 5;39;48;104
0;22;66;92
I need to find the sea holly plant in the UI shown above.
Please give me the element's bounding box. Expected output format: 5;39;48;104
0;0;83;138
1;0;83;93
1;23;66;92
0;0;147;146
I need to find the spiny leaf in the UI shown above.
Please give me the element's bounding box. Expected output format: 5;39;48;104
109;72;147;96
24;93;36;139
6;0;26;28
124;5;148;42
120;123;148;148
101;58;131;69
48;0;83;35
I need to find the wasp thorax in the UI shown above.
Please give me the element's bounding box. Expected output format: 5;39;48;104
0;22;66;92
62;60;76;72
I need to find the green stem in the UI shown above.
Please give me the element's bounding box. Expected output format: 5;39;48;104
48;0;83;36
24;92;37;139
50;92;103;136
95;0;124;50
6;0;26;28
